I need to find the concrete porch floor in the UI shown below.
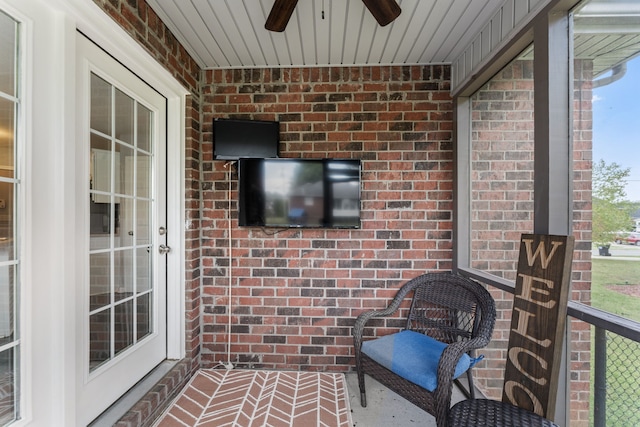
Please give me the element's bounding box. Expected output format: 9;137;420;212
345;372;467;427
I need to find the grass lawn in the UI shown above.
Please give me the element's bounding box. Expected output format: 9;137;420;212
591;258;640;322
590;257;640;426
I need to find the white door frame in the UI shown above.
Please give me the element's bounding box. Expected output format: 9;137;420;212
54;0;187;357
0;0;187;425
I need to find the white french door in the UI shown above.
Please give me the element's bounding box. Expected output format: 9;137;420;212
76;33;168;425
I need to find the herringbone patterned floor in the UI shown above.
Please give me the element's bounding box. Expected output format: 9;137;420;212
154;369;352;427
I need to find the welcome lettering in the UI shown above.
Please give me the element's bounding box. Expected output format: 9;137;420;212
502;234;574;419
522;238;564;269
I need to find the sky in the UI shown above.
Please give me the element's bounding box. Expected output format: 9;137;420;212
592;55;640;201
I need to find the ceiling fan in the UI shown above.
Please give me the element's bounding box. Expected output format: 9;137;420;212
265;0;401;32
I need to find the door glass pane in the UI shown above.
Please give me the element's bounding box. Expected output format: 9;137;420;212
136;294;151;340
0;265;14;348
90;202;111;251
115;89;134;144
89;309;111;370
90;133;111;202
90;74;112;136
90;253;110;311
114;300;133;355
136;200;150;245
88;72;155;373
116;142;134;196
137;104;152;152
137;153;151;199
114;249;134;301
136;247;151;293
116;196;134;248
0;98;15;175
0;9;19;424
0;11;16;96
0;181;15;258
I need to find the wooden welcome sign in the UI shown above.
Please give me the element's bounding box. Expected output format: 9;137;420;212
502;234;574;419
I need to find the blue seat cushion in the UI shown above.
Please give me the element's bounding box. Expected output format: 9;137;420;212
361;329;483;392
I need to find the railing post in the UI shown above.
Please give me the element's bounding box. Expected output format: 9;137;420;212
594;326;607;427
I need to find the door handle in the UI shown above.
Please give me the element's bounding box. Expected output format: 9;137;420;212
159;244;171;255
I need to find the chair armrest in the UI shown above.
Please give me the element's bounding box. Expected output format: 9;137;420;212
434;338;489;422
352;304;401;352
352;276;425;350
436;338;488;384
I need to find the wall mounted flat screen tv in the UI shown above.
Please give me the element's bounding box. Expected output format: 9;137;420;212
239;158;361;229
213;118;280;160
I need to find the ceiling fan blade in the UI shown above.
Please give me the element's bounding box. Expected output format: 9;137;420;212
362;0;401;26
265;0;299;32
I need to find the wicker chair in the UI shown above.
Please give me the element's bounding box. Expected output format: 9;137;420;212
352;272;496;427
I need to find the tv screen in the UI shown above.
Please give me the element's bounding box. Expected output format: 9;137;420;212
239;158;361;228
213;118;280;160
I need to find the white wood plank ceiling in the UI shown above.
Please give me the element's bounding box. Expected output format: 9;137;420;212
146;0;505;69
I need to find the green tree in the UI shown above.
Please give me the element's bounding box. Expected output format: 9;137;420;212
592;159;633;247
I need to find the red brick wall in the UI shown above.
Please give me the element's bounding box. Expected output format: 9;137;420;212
200;65;454;370
570;58;594;427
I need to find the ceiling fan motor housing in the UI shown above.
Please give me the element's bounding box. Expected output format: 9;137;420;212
265;0;401;32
